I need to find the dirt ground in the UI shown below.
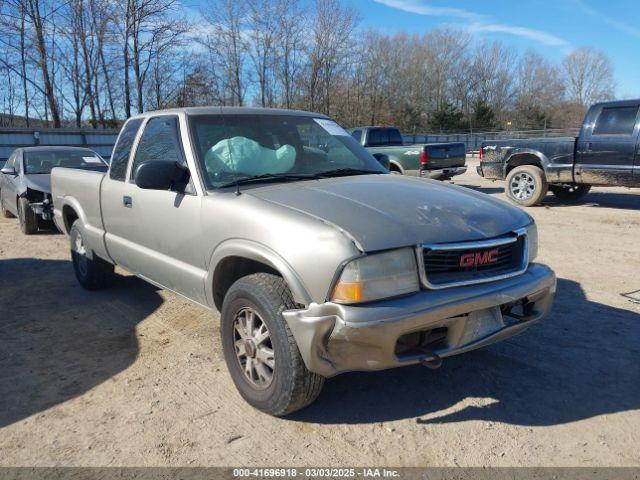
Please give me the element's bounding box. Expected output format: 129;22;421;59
1;158;639;467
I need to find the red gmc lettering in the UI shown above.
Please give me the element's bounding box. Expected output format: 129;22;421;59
460;249;499;268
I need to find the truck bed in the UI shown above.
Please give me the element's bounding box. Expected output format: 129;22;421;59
51;167;109;259
480;137;577;180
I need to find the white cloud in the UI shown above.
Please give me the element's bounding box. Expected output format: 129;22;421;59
372;0;571;50
373;0;485;22
573;0;640;39
469;23;570;49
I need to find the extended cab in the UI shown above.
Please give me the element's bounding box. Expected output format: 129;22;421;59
349;126;467;179
52;107;555;416
478;99;640;206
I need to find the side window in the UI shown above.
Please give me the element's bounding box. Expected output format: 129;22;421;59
110;119;143;181
351;129;362;143
367;129;386;146
388;129;403;145
130;116;184;178
593;106;639;136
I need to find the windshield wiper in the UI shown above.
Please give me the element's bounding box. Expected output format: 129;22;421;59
218;172;319;189
316;168;384;178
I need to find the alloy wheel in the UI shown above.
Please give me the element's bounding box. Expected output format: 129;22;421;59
73;232;89;278
233;307;275;389
510;172;536;200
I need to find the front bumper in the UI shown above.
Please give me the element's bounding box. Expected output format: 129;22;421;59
283;263;556;377
29;201;53;221
420;166;467;179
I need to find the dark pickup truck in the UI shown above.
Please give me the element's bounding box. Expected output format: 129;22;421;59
478;99;640;206
348;126;467;180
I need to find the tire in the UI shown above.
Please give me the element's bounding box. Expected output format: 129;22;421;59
70;221;115;290
549;184;591;203
221;273;324;416
0;192;15;218
17;197;39;234
505;165;548;207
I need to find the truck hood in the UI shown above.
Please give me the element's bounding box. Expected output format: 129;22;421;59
24;174;52;194
248;174;531;252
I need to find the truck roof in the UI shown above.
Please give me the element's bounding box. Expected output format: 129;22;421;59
348;126;400;131
130;106;331;119
591;99;640;108
14;146;98;153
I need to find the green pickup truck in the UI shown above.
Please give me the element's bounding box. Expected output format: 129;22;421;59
348;126;467;179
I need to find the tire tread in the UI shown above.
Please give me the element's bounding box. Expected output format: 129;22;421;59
223;273;324;416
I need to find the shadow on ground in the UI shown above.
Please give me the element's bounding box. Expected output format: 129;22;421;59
291;278;640;425
0;258;163;428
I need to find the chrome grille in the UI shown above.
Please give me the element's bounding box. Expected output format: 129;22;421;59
419;231;528;289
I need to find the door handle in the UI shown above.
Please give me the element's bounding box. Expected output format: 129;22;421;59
123;196;133;208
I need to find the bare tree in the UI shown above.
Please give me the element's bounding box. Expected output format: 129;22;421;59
305;0;358;114
514;50;565;128
201;0;248;106
0;0;63;126
274;0;306;109
246;0;279;107
563;46;615;107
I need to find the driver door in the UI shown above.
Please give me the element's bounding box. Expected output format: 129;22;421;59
124;115;207;305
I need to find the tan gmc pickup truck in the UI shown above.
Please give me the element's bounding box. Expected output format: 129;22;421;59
51;107;556;416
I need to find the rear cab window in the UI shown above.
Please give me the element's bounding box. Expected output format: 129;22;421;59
593;106;639;136
366;128;403;146
109;119;143;181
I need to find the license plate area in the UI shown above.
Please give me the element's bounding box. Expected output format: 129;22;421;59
458;307;505;346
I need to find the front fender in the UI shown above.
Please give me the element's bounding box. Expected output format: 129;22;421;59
205;239;313;307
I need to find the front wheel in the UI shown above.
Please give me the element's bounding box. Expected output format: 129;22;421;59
505;165;548;207
549;184;591;203
221;273;324;416
17;197;39;234
70;221;115;290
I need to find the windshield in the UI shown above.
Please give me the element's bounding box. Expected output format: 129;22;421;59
23;150;107;175
188;114;387;189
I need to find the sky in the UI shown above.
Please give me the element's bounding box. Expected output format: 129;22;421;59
337;0;640;98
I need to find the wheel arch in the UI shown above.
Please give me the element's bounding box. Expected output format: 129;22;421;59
59;197;87;235
388;160;404;174
207;240;312;311
504;151;548;176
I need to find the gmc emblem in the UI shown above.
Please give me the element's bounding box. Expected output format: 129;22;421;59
460;249;499;268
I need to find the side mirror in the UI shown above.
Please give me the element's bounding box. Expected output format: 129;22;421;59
1;166;17;176
134;161;190;191
372;153;390;170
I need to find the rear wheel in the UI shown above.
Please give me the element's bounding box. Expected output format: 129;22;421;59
17;197;38;234
221;273;324;416
505;165;548;207
549;184;591;203
70;221;115;290
0;192;15;218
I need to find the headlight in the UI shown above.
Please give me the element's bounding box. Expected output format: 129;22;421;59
525;222;538;263
331;248;420;304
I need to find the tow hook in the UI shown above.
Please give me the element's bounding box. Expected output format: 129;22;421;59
419;350;443;369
